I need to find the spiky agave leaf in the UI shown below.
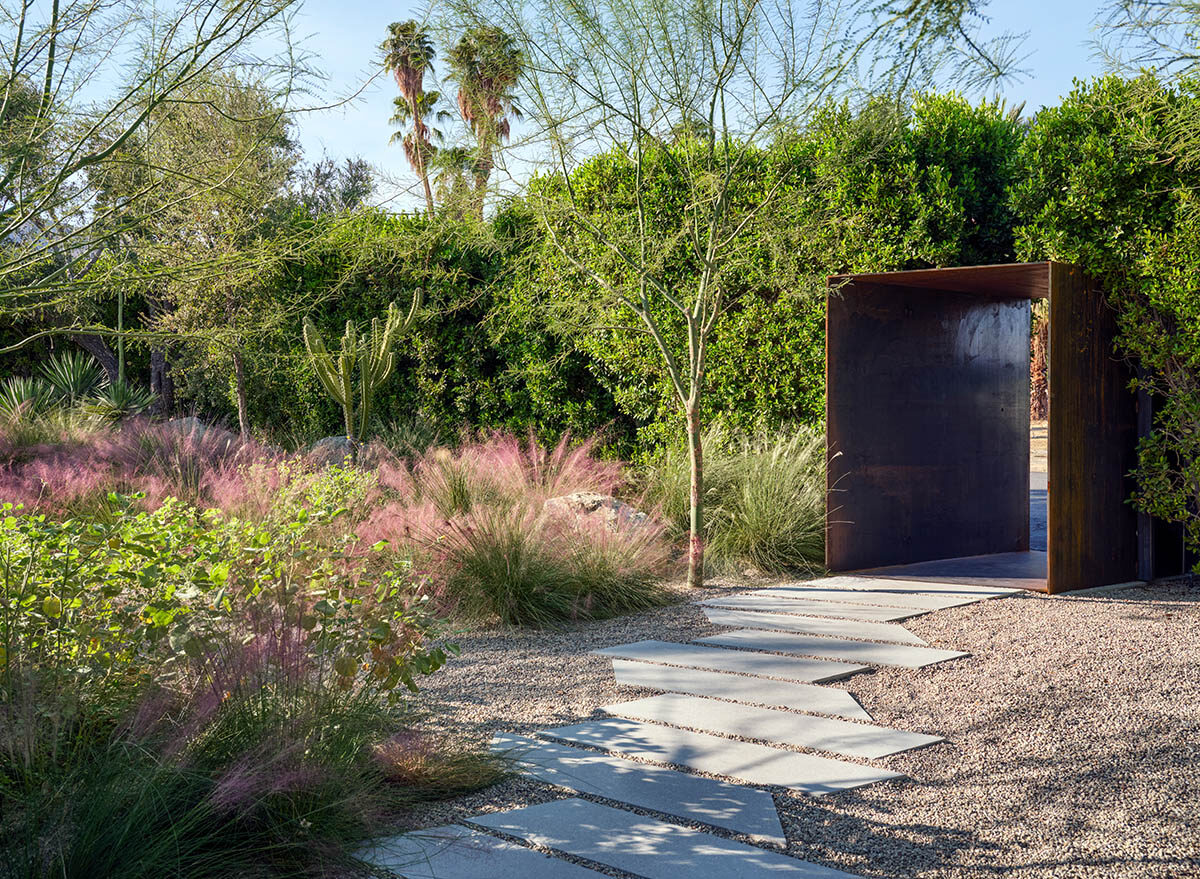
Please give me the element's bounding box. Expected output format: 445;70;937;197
39;350;108;405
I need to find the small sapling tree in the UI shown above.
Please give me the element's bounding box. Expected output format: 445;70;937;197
455;0;1022;586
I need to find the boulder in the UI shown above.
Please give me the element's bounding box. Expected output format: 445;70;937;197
308;435;357;467
542;491;654;532
163;417;239;453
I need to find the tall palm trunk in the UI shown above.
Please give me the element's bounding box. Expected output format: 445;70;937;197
472;145;492;219
410;96;435;217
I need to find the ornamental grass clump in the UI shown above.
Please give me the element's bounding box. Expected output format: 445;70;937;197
358;433;672;626
644;423;826;574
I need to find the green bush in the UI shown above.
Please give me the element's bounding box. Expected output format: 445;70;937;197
1012;74;1200;563
504;93;1024;457
0;494;471;876
644;424;826;574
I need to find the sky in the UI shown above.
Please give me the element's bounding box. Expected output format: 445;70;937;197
287;0;1112;208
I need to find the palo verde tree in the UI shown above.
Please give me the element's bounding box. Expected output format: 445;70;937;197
0;0;313;367
456;0;1024;587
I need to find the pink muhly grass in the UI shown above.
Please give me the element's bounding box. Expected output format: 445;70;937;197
456;432;623;505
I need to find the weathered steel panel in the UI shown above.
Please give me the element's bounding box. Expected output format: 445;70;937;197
1046;264;1139;593
826;281;1031;572
829;262;1052;299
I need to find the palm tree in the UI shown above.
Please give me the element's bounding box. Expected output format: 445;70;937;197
389;90;451;199
445;26;522;216
381;21;439;216
428;146;477;218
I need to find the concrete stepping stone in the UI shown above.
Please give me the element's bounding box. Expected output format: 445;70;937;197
543;718;903;795
492;733;786;844
472;797;860;878
753;586;977;612
698;594;923;622
805;575;1020;598
605;693;943;759
363;823;603;878
702;607;929;646
695;629;968;669
594;640;868;683
611;659;873;721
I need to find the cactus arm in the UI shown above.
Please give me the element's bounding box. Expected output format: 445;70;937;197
304;319;347;406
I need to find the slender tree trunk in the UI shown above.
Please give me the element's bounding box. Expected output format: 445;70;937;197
149;348;174;415
1030;308;1049;420
686;399;705;589
232;349;250;437
473;143;492;220
411;98;435;218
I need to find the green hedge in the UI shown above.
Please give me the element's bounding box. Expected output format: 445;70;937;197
1013;74;1200;559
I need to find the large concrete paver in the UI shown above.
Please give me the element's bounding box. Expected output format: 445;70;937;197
594;640;868;682
472;797;860;878
695;629;968;669
604;693;943;759
805;576;1020;598
542;718;903;794
491;733;786;844
611;658;873;720
701;607;929;646
698;594;923;621
753;586;977;611
363;824;603;878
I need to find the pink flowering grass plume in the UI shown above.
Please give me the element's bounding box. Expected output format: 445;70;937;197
0;417;293;515
453;431;623;506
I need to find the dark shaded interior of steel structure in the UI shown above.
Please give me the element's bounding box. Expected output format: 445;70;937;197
825;262;1193;594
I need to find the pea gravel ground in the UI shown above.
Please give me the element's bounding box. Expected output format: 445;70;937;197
401;576;1200;879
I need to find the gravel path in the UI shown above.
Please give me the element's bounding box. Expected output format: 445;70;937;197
404;576;1200;878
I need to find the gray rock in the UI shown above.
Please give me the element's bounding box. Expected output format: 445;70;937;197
308;435;356;467
542;491;654;532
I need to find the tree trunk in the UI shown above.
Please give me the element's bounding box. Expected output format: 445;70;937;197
69;333;120;385
411;98;435;218
149;348;174;415
1031;309;1049;420
686;401;705;589
232;349;250;437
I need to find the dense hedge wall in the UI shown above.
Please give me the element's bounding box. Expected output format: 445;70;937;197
1013;75;1200;557
165;92;1022;456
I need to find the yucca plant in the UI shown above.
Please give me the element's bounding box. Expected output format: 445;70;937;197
84;379;157;422
0;376;53;422
302;295;421;445
39;350;108;406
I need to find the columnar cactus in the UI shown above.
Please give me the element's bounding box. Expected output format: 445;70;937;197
302;293;421;444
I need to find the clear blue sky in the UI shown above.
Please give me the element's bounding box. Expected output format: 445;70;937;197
289;0;1110;207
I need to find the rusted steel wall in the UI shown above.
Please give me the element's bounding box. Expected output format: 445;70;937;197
826;281;1031;572
1046;264;1139;593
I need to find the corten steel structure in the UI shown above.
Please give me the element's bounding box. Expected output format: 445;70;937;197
825;262;1140;595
